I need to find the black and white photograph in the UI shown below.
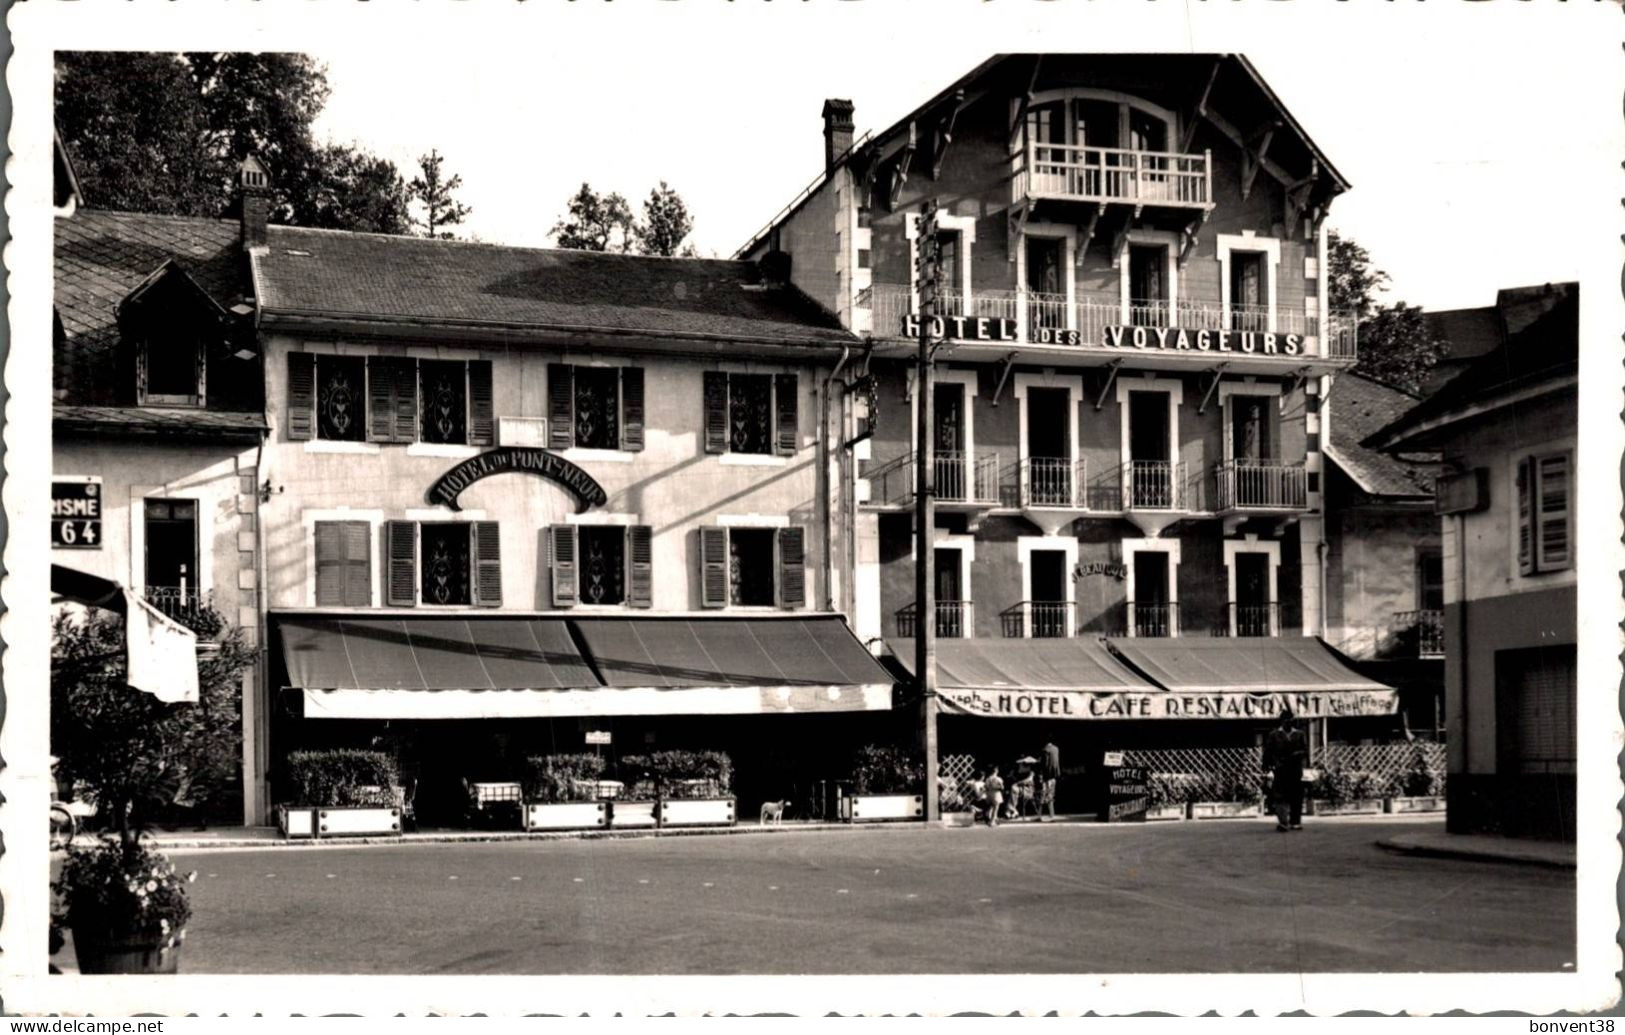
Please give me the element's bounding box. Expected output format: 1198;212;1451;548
2;1;1619;1019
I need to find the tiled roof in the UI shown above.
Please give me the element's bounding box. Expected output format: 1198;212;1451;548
54;405;268;440
1366;290;1578;451
1326;373;1437;498
54;209;248;404
256;226;854;346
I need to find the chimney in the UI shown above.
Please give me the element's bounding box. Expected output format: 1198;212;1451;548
822;99;855;174
238;155;271;253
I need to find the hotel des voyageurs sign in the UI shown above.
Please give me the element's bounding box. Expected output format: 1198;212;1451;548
426;446;608;512
902;313;1304;355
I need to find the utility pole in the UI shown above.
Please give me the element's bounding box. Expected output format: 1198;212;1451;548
915;199;942;822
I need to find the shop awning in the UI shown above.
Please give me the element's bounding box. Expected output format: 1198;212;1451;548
277;614;893;719
886;637;1163;719
571;616;893;714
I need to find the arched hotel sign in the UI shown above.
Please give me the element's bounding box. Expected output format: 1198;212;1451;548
427;447;608;513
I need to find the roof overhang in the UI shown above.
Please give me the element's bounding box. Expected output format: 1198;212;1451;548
1365;375;1578;452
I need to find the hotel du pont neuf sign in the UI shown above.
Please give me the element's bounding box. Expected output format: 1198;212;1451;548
903;314;1304;356
427;447;608;513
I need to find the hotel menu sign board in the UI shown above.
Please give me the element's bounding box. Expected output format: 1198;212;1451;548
52;477;102;549
937;688;1398;721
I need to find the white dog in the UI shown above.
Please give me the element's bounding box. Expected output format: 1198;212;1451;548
759;800;788;826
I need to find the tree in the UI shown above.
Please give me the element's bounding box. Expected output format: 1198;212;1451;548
635;181;696;257
407;149;474;240
551;183;637;252
1327;230;1449;395
294;143;413;235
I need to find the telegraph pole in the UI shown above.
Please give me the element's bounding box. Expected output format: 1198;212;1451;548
915;199;942;822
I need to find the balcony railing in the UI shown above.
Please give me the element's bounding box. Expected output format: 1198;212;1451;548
1015;141;1214;210
144;585;207;624
1215;460;1308;512
1000;601;1074;639
1393;609;1445;658
1123;460;1184;510
1225;602;1280;638
1127;601;1180;638
863;284;1357;361
896;600;973;639
1019;457;1088;509
867;451;1001;507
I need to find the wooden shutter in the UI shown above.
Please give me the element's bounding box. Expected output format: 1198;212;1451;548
314;521;344;606
472;521;502;607
776;525;807;610
548;364;575;451
368;357;396;442
550;525;578;607
699;527;729;608
627;524;653;608
1535;453;1572;571
287;352;315;441
620;367;645;452
392;358;418;443
468;360;494;446
385;520;417;607
703;371;729;454
774;374;799;456
1516;458;1533;576
343;521;371;606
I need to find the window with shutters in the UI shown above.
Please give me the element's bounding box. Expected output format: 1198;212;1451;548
546;365;645;452
704;372;797;457
1515;450;1573;575
728;529;776;606
419;523;472;605
288;352;492;446
577;526;627;606
702;525;807;609
313;521;372;606
316;355;367;441
418;360;468;445
728;375;773;454
547;524;649;608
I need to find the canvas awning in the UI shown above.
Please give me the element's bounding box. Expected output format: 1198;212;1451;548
277;614;893;719
886;637;1160;719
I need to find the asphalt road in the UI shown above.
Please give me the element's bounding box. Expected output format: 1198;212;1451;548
88;819;1573;975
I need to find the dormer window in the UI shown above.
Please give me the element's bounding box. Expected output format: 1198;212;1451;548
119;259;225;410
141;330;206;407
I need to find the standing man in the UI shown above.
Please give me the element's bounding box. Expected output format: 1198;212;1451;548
1040;740;1061;821
1262;709;1309;832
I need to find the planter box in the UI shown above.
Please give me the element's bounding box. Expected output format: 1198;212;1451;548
1386;795;1446;814
316;806;402;837
1189;801;1262;820
1146;804;1188;821
610;801;659;829
840;794;925;822
658;798;737;827
1310;799;1384;817
277;805;317;840
523;801;608;831
940;811;975;828
72;928;183;975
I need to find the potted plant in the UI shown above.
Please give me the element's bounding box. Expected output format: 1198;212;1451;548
1386;744;1447;813
621;751;736;827
1308;767;1385;816
521;753;609;830
841;745;925;822
277;749;403;838
1189;770;1264;820
48;606;251;973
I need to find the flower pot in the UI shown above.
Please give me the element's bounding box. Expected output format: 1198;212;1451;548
840;794;925;822
609;800;659;829
72;928;183;975
316;806;402;837
1386;795;1446;814
278;804;317;840
1310;799;1384;817
657;798;736;827
1146;804;1188;821
1189;801;1263;820
523;801;608;831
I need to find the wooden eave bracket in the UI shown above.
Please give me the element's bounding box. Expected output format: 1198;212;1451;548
1110;225;1132;270
1288;365;1314;397
1284;161;1321;233
1181;60;1223;153
1196;361;1231;415
1204;106;1295;193
1240;121;1280;202
1007;200;1032;263
1009;55;1046;147
991;351;1020;407
885;122;919;212
931;91;967;180
1178;212;1208;268
1094;359;1125;411
1080;203;1107;256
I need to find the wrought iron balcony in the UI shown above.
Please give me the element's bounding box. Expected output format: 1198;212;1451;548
1126;601;1180;638
1122;460;1184;511
1014;141;1214;210
144;585;207;624
866;450;1002;508
1392;609;1445;658
896;600;974;639
1223;602;1280;638
1018;457;1088;509
1214;460;1308;513
999;601;1075;639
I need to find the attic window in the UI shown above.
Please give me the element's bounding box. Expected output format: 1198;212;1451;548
140;330;205;408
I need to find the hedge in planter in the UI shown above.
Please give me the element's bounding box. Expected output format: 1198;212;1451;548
279;749;402;837
521;753;609;830
620;751;735;826
844;745;925;822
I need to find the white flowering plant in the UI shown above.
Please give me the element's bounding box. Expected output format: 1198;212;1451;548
52;837;194;948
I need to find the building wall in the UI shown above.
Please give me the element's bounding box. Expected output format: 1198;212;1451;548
260;334;831;614
1324;495;1439;660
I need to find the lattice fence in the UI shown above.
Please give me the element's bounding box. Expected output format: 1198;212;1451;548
938;753;979;812
1124;741;1446;805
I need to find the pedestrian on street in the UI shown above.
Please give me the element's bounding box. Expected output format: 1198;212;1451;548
1262;709;1309;832
985;767;1005;828
1040;740;1061;821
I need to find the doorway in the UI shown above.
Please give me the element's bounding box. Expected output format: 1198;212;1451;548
933;382;966;501
1233;552;1272;636
1128;245;1170;326
1025;236;1065;335
1230;252;1267;332
1026;387;1072;506
1132;550;1172;637
935;547;965;637
144;498;198;618
1127;391;1172;508
1029;549;1069;638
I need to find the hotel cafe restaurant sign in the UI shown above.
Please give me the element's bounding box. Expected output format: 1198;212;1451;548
902;314;1305;356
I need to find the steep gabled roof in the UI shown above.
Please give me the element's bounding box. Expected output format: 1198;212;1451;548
1325;372;1437;499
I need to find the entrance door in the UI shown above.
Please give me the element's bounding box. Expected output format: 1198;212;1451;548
1128;391;1172;508
1129;245;1169;327
1230;252;1266;332
1132;551;1172;636
935;547;964;637
1234;553;1271;636
1230;395;1272;464
1029;550;1068;638
144;498;198;619
1025;236;1065;336
933;383;966;501
1026;387;1072;506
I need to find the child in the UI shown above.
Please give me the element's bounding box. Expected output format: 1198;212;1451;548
985;767;1006;828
